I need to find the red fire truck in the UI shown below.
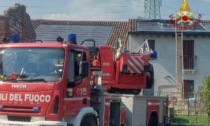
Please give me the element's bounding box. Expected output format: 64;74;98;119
0;34;169;126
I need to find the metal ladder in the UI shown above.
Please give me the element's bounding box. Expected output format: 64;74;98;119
176;31;183;96
136;39;151;54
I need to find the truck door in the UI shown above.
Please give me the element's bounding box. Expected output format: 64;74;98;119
64;49;90;116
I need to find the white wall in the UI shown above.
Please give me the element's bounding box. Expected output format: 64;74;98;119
128;34;210;93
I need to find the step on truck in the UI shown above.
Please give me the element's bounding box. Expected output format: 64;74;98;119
0;34;169;126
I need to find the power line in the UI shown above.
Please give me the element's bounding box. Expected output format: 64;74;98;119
161;5;177;11
0;5;48;8
161;5;210;18
190;0;210;4
97;5;144;7
25;10;145;14
99;11;144;13
162;0;210;4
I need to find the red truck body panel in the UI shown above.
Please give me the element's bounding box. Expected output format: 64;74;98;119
91;45;150;91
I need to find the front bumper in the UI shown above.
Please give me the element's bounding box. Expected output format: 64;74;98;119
0;120;67;126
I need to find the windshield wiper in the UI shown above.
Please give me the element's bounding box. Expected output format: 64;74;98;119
20;78;46;82
2;78;18;82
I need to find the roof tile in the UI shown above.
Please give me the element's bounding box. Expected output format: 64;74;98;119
32;19;132;49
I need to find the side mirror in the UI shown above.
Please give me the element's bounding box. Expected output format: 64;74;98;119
79;61;89;77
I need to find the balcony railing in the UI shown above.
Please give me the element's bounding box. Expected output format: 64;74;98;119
183;55;196;70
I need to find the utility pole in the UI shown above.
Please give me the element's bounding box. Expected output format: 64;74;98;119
144;0;162;19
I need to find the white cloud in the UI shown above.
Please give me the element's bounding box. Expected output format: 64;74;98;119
1;0;210;20
41;0;145;21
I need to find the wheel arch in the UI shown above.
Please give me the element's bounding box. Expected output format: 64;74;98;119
150;111;158;118
67;107;98;126
80;113;98;126
148;111;159;126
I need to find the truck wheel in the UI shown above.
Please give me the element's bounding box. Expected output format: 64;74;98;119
148;116;158;126
80;115;97;126
146;64;154;89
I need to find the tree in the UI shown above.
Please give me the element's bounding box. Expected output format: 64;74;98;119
203;75;210;125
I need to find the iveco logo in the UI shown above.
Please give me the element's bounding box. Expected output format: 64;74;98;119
12;85;27;89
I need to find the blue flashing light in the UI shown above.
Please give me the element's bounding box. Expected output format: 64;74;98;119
68;33;77;44
33;107;39;111
10;34;20;43
0;106;3;109
150;51;157;59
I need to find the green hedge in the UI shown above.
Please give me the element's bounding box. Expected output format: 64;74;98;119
171;114;209;125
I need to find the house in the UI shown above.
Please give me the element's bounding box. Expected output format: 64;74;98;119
128;19;210;99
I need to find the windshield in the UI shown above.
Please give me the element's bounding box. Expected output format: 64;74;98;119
0;48;64;82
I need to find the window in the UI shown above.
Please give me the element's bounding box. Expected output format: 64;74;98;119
183;80;194;99
0;48;64;82
68;50;87;82
148;40;155;51
183;40;194;69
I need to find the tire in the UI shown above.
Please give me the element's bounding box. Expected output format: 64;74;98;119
146;64;154;89
80;115;97;126
148;116;158;126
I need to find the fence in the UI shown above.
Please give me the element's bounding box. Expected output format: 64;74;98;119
141;91;209;125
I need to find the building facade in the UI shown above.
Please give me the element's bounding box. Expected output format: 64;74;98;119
0;4;35;42
128;19;210;99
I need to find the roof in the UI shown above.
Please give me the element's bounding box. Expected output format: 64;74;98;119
0;42;89;50
32;19;137;49
129;19;210;36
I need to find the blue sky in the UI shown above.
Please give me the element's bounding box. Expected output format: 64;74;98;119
0;0;209;20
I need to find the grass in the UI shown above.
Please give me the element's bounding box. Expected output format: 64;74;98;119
171;114;209;125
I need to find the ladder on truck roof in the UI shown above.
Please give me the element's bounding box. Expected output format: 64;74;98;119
80;39;98;60
136;39;157;60
136;39;151;54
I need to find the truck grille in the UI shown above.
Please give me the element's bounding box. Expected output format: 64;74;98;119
0;106;40;113
8;116;31;122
